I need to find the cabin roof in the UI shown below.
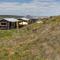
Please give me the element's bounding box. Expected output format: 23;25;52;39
20;17;30;21
3;18;18;22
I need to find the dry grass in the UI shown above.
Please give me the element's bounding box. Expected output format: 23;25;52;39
0;16;60;60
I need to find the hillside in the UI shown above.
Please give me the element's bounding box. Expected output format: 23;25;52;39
0;16;60;60
0;15;24;18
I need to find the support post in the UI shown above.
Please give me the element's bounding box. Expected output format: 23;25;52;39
16;20;19;32
8;22;9;30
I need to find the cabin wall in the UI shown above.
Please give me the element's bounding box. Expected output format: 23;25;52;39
31;19;38;23
9;22;16;29
0;20;16;29
0;20;9;29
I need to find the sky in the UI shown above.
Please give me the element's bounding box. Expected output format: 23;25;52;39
0;0;60;16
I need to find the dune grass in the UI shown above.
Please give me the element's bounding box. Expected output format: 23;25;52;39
0;16;60;60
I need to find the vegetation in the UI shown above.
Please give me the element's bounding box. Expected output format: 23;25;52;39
0;16;60;60
0;15;24;18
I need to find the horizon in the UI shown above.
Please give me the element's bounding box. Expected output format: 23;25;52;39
0;0;60;16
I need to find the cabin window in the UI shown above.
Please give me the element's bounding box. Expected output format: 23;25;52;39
0;22;7;26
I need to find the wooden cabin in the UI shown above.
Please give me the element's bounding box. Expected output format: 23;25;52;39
0;18;19;29
18;17;32;26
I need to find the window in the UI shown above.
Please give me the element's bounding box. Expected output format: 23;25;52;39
1;22;7;26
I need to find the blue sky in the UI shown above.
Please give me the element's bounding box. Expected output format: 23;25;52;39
0;0;60;16
0;0;32;3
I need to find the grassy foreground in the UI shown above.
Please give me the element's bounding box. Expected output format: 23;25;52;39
0;16;60;60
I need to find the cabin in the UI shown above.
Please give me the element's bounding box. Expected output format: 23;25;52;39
18;17;32;26
27;17;38;23
0;18;19;29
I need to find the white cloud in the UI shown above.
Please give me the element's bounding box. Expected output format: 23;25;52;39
0;0;60;16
